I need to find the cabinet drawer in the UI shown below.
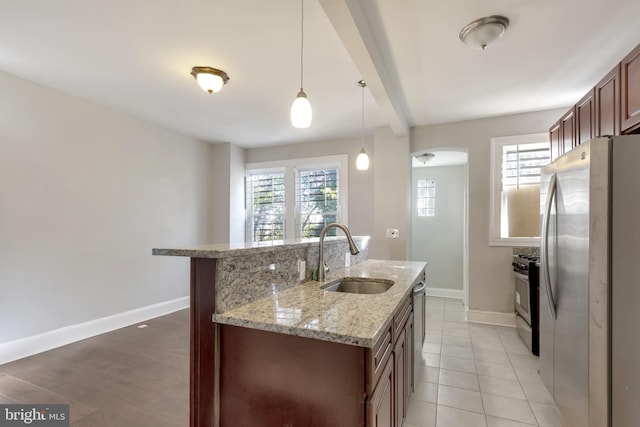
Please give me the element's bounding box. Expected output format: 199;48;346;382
393;295;412;343
366;326;392;395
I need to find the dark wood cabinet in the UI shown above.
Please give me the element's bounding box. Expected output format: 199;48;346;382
561;109;576;153
549;109;576;162
596;65;620;136
404;313;414;413
394;328;406;427
550;121;562;161
576;89;595;145
622;44;640;133
368;356;394;427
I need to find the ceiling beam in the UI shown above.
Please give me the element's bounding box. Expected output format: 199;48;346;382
319;0;409;136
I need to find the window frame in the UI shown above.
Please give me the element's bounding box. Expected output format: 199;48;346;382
245;155;348;242
489;133;549;247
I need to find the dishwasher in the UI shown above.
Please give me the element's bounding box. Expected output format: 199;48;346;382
413;280;426;347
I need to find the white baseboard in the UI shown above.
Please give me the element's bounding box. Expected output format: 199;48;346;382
466;309;516;327
0;296;189;365
425;287;464;300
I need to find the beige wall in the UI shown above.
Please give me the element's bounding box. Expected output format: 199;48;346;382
245;127;410;261
0;70;215;343
211;143;246;244
411;108;567;314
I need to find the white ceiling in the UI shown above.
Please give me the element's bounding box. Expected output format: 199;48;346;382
1;0;639;148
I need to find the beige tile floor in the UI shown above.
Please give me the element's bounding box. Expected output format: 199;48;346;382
0;298;566;426
405;296;566;427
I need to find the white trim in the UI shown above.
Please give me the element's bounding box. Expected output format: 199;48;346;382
465;309;517;327
425;287;464;300
0;296;189;365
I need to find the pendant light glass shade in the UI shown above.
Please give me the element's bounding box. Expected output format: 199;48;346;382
356;148;370;170
291;90;312;128
356;80;369;171
291;0;312;128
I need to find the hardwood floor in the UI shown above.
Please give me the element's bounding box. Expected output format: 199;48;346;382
0;310;190;426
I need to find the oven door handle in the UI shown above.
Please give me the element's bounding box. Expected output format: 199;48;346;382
541;173;557;320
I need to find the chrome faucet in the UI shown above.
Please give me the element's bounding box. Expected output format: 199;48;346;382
318;223;360;281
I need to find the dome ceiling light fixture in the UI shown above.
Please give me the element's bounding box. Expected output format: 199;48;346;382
414;153;435;164
191;66;229;93
459;15;509;50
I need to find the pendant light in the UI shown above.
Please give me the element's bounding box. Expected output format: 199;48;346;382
356;80;370;171
291;0;312;128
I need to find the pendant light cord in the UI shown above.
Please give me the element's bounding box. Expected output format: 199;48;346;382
300;0;304;91
359;80;366;149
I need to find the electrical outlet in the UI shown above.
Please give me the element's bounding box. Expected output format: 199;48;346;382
298;260;306;281
386;228;400;239
345;252;351;268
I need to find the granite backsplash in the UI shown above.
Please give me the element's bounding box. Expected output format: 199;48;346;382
215;237;369;312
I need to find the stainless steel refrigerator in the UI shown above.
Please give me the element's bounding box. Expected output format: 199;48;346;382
540;136;640;427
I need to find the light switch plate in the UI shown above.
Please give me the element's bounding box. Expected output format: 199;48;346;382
298;260;306;281
345;252;351;268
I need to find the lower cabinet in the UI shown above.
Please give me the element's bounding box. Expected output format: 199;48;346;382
367;356;395;427
394;328;406;427
367;293;414;427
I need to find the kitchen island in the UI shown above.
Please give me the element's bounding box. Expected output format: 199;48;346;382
153;239;426;427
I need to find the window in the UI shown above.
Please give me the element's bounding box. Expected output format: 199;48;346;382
490;133;550;246
246;169;285;242
296;168;339;237
245;155;348;243
416;179;436;217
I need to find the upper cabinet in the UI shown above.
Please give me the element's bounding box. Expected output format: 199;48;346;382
622;44;640;133
550;41;640;159
576;89;595;145
595;65;620;137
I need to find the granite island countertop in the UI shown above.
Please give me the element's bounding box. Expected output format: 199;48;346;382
212;259;427;348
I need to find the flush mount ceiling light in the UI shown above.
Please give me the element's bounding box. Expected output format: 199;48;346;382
459;15;509;50
356;80;370;171
191;66;229;93
290;0;312;128
415;153;435;164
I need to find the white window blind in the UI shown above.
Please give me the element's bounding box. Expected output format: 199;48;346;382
296;168;340;238
502;142;550;189
417;179;436;217
246;170;285;242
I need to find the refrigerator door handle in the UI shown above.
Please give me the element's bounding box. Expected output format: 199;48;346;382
542;173;557;320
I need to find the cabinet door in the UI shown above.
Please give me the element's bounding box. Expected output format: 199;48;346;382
404;314;414;411
550;121;562;161
394;329;406;427
576;89;595;145
367;356;395;427
622;44;640;133
561;109;576;153
596;64;620;136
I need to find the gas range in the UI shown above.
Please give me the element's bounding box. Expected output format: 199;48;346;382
512;255;540;274
512;254;540;356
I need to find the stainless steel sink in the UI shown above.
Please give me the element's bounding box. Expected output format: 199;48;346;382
322;277;394;294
